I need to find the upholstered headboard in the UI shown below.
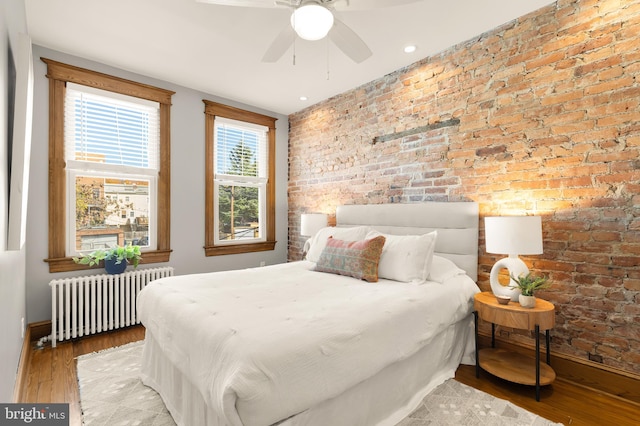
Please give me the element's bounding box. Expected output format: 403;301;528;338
336;202;479;281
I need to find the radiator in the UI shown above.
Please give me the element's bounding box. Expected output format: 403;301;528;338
49;266;174;347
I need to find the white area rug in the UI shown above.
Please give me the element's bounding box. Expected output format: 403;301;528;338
77;341;175;426
77;341;562;426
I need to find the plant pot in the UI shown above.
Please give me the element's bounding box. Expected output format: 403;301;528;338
104;257;127;275
519;294;536;308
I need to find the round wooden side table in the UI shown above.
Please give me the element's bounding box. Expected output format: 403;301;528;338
474;291;556;401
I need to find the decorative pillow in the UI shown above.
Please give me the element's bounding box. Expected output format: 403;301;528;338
428;255;466;283
366;230;438;283
306;226;372;263
314;236;386;282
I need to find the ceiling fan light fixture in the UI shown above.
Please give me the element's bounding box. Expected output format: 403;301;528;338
290;4;334;41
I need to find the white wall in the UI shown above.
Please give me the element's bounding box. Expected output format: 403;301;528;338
0;0;28;402
26;46;289;323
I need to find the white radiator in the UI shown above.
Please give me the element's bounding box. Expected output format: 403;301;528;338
49;266;174;347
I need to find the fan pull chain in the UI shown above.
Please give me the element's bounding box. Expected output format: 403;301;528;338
326;37;330;80
293;35;296;66
293;10;298;66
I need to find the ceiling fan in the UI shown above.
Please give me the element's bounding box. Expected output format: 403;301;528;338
196;0;421;63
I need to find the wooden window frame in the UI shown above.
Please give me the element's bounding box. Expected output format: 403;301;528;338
203;100;277;256
43;58;174;272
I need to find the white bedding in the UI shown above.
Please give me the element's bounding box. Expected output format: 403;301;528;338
138;260;479;426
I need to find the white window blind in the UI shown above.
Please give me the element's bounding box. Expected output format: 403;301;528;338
64;82;160;172
214;116;268;182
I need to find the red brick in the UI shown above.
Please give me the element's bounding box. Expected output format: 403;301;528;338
288;0;640;375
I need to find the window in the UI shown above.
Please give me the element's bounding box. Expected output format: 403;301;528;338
214;117;267;244
66;83;157;254
43;58;174;272
204;101;276;256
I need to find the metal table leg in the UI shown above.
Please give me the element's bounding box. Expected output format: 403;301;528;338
535;324;541;401
491;323;495;347
546;330;551;365
474;311;479;378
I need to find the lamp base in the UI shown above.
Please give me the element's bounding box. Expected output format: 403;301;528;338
490;255;529;301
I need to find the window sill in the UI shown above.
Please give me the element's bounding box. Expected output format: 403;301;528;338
44;250;172;273
204;241;276;256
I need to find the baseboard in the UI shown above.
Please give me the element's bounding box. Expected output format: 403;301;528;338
13;321;54;402
29;320;52;341
477;332;640;406
12;324;32;402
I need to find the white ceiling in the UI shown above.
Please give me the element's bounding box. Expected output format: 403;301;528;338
24;0;554;115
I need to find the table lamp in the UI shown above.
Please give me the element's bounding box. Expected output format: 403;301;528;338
484;216;543;301
301;213;328;238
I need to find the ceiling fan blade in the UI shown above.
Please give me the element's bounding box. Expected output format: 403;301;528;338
195;0;281;8
328;18;372;63
195;0;420;10
331;0;421;11
262;26;295;62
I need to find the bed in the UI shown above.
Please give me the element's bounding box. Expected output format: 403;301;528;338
138;202;480;426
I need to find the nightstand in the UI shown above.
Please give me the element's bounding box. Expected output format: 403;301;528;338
473;291;556;401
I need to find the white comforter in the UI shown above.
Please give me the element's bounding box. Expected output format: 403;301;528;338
137;261;479;426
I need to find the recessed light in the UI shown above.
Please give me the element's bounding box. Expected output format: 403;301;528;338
299;96;308;101
403;45;417;54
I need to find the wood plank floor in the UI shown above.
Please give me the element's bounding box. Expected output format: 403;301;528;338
455;365;639;426
20;326;146;426
18;326;639;426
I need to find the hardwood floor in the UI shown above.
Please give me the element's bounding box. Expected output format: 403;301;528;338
17;326;639;426
455;365;639;426
19;326;146;426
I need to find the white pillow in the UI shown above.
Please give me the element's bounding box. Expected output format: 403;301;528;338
306;226;372;263
366;230;437;283
428;255;466;283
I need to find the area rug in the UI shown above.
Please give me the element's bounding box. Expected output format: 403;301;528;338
77;341;561;426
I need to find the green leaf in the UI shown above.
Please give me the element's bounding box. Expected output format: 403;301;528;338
509;272;550;296
72;244;142;269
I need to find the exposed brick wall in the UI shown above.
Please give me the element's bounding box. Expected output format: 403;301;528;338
288;0;640;375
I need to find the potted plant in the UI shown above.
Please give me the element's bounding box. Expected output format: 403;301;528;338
509;272;550;308
73;244;142;274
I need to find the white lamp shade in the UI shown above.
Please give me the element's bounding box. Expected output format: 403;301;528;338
291;4;334;41
301;213;328;237
485;216;543;256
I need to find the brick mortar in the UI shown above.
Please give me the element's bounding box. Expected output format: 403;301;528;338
288;0;640;375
